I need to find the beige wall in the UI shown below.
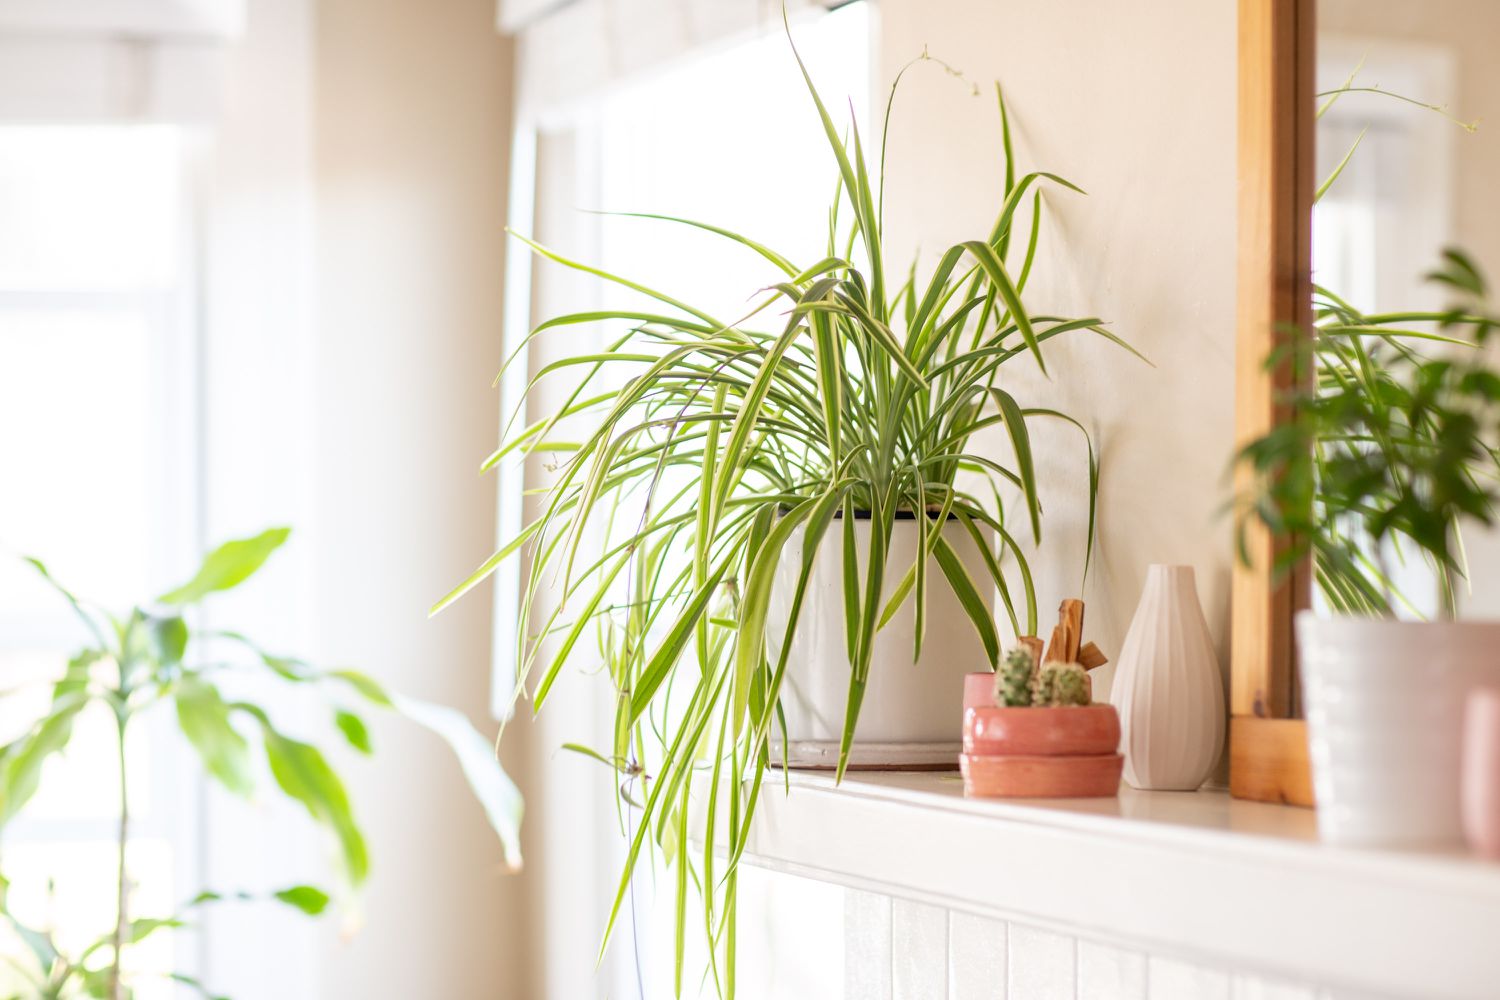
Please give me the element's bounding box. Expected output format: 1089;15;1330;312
310;0;528;995
878;0;1240;683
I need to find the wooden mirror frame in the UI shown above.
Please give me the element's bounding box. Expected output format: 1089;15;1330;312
1229;0;1317;806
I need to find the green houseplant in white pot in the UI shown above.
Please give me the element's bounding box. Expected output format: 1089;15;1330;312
436;35;1140;993
1237;250;1500;846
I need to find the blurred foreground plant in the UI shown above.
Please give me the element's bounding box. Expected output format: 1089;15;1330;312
0;528;521;999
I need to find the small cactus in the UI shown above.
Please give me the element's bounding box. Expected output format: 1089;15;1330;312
1034;662;1090;707
993;647;1036;707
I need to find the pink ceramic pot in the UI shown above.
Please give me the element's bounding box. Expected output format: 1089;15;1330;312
960;752;1124;798
965;704;1121;757
963;672;996;712
959;672;1122;798
1463;687;1500;860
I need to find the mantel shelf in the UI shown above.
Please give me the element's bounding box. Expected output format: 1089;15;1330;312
733;770;1500;999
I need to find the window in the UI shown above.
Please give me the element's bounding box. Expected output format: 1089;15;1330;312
527;7;871;996
0;124;202;999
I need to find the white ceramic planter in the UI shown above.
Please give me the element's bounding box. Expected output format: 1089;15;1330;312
1297;612;1500;846
1110;564;1225;791
764;515;993;769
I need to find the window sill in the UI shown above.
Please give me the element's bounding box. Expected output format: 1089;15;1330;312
735;770;1500;997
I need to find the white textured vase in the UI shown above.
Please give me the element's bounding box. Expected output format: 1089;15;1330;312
764;516;993;769
1110;564;1225;790
1297;613;1500;847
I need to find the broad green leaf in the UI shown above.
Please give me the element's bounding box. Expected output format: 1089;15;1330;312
0;693;88;827
158;527;291;605
176;677;255;798
329;669;393;708
273;884;331;915
149;614;189;667
389;693;524;871
334;710;373;755
261;728;369;886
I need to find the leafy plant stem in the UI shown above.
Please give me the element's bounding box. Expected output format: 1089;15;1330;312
110;702;129;1000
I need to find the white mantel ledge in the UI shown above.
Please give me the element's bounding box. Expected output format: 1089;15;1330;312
727;770;1500;1000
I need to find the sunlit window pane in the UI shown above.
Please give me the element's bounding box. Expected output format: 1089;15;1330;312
0;121;190;996
0;126;182;291
0;311;154;614
0;839;177;1000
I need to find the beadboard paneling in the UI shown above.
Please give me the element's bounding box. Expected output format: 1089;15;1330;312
892;900;948;1000
948;912;1005;1000
1078;940;1147;1000
1005;925;1076;1000
824;885;1344;1000
846;889;894;1000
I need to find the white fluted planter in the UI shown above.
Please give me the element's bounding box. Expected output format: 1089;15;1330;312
1297;613;1500;847
1109;564;1225;790
764;515;994;769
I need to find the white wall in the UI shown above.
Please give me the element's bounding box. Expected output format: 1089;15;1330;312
877;0;1239;696
309;0;526;996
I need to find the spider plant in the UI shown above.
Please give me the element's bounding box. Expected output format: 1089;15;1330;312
434;31;1140;997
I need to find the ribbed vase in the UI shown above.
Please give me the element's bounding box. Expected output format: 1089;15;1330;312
1109;564;1225;790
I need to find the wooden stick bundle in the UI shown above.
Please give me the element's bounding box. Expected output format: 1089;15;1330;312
1015;598;1109;700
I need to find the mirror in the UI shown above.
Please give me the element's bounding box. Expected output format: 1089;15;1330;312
1313;0;1494;618
1231;0;1497;805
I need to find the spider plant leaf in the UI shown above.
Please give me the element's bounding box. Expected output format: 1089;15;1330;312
810;312;843;456
629;559;731;725
996;83;1015;214
509;230;723;330
831;288;927;386
732;496;825;736
963;241;1045;374
955;509;1020;637
753;488;845;751
591;210;799;277
987;171;1083;256
989;388;1042;544
834;672;867;783
1025;407;1099;578
933;535;1000;667
842;499;861;661
1315;126;1367;204
1316;55;1366;120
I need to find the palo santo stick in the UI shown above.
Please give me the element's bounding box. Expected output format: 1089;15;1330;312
1059;599;1084;661
1078;642;1108;671
1017;635;1044;673
1044;623;1068;663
